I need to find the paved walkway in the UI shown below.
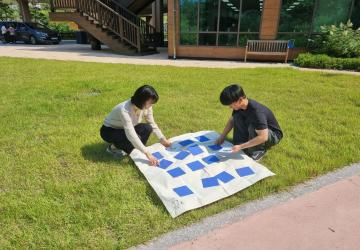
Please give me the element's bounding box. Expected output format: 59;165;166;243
0;41;290;69
136;163;360;250
1;41;359;75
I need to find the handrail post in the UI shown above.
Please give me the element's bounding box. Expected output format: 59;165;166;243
75;0;80;12
119;16;124;41
137;27;141;53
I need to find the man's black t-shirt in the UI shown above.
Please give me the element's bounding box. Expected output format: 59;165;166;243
232;99;283;139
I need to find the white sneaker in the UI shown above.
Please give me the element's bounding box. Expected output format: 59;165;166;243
106;144;127;158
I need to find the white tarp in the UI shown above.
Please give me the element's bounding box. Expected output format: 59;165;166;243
130;131;275;218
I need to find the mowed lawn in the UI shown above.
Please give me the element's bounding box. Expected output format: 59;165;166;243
0;57;359;249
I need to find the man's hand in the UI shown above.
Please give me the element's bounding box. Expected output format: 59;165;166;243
145;152;159;166
215;135;225;145
160;138;172;148
232;144;242;153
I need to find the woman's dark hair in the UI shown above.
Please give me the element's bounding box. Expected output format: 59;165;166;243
131;85;159;109
219;84;246;105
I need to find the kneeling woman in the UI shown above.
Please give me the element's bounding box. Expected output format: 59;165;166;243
100;85;171;165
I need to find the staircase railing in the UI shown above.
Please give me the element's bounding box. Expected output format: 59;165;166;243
99;0;162;46
50;0;161;51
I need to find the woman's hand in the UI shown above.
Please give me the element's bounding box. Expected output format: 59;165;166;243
160;138;172;148
145;152;159;166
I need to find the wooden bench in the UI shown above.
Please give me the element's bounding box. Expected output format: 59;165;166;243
244;40;290;63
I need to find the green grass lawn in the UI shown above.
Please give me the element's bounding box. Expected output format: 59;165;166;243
0;57;359;249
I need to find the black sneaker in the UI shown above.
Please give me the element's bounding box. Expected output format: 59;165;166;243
106;144;127;158
249;150;267;161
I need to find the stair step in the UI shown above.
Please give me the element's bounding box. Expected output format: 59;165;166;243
97;24;108;30
62;6;160;55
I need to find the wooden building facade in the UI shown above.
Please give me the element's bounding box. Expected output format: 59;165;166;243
167;0;360;61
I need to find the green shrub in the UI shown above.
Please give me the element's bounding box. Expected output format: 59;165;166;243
48;22;73;33
308;21;360;58
294;53;360;71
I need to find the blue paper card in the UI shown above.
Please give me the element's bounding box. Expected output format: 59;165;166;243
236;166;255;177
187;161;205;171
195;135;210;142
202;155;220;164
202;177;220;188
208;144;223;151
179;139;194;147
173;185;193;197
152;152;164;160
174;150;190;160
158;159;173;169
167;167;186;178
216;171;235;183
187;145;203;156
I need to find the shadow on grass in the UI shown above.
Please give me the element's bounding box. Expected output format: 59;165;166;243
80;142;168;211
127;158;170;211
81;142;124;163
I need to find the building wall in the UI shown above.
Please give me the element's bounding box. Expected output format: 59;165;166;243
167;0;305;61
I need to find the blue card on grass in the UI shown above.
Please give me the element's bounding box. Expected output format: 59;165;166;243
173;185;193;197
202;177;220;188
187;161;205;171
208;144;222;151
179;139;194;147
174;150;190;160
152;152;164;160
236;166;255;177
216;171;235;183
195;135;210;142
158;159;173;169
167;167;186;178
202;155;220;164
187;145;203;156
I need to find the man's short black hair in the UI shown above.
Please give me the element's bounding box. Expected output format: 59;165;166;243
220;84;246;105
131;85;159;109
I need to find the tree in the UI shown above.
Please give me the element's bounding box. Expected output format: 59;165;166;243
17;0;31;22
0;2;16;21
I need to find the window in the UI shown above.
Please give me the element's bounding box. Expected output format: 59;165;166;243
179;0;263;46
219;0;240;32
239;0;262;32
180;0;198;45
278;0;315;47
199;0;219;31
278;0;315;33
350;0;360;29
312;0;353;31
278;0;357;47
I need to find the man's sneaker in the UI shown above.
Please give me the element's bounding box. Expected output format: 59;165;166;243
106;144;127;158
249;150;267;161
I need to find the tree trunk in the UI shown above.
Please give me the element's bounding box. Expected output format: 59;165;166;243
17;0;32;22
